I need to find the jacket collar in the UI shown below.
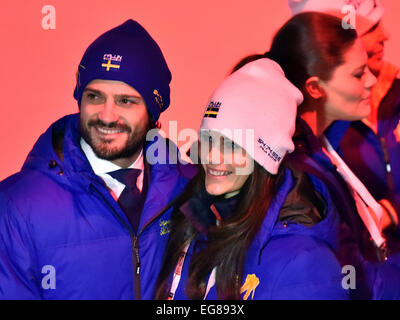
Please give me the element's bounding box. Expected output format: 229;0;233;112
179;188;239;234
295;117;351;153
324;120;351;151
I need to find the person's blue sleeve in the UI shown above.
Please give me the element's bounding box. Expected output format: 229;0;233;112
0;193;42;299
263;238;349;300
363;252;400;300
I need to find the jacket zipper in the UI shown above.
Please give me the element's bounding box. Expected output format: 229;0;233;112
91;185;175;300
91;185;141;300
132;236;141;299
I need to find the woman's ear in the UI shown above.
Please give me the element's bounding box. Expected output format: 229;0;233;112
305;76;324;99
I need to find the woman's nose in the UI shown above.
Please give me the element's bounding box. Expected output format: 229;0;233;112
380;23;390;42
208;144;225;165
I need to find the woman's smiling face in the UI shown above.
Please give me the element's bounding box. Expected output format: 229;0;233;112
199;130;252;197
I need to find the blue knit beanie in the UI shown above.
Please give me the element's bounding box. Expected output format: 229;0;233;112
74;19;171;121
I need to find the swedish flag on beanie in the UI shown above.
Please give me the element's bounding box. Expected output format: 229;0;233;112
74;19;171;122
200;58;303;175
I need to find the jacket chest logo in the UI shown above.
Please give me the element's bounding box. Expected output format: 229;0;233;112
159;219;171;236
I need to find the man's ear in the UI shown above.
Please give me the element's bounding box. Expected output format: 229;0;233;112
305;76;324;99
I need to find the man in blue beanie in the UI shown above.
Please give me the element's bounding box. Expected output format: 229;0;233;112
0;19;195;299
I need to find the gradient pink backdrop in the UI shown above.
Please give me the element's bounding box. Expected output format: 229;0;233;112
0;0;399;181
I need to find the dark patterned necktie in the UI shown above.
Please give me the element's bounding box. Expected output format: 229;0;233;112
108;168;145;233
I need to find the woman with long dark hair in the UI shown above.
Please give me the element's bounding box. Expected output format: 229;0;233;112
288;0;400;239
155;58;348;300
258;12;400;299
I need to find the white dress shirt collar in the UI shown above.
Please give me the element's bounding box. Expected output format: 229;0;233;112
80;138;145;196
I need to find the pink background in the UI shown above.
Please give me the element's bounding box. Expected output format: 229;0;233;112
1;0;399;181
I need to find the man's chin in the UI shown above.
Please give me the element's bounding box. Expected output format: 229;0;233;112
92;141;143;161
92;145;126;161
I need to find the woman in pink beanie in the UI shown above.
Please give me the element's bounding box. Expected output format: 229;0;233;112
154;58;348;300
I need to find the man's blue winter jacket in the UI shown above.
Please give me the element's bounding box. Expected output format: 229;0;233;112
0;114;194;299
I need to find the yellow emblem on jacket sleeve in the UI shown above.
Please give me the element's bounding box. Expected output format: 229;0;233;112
240;274;259;300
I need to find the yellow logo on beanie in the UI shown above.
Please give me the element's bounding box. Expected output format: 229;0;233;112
204;101;221;118
240;274;260;300
153;89;164;110
101;54;123;71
